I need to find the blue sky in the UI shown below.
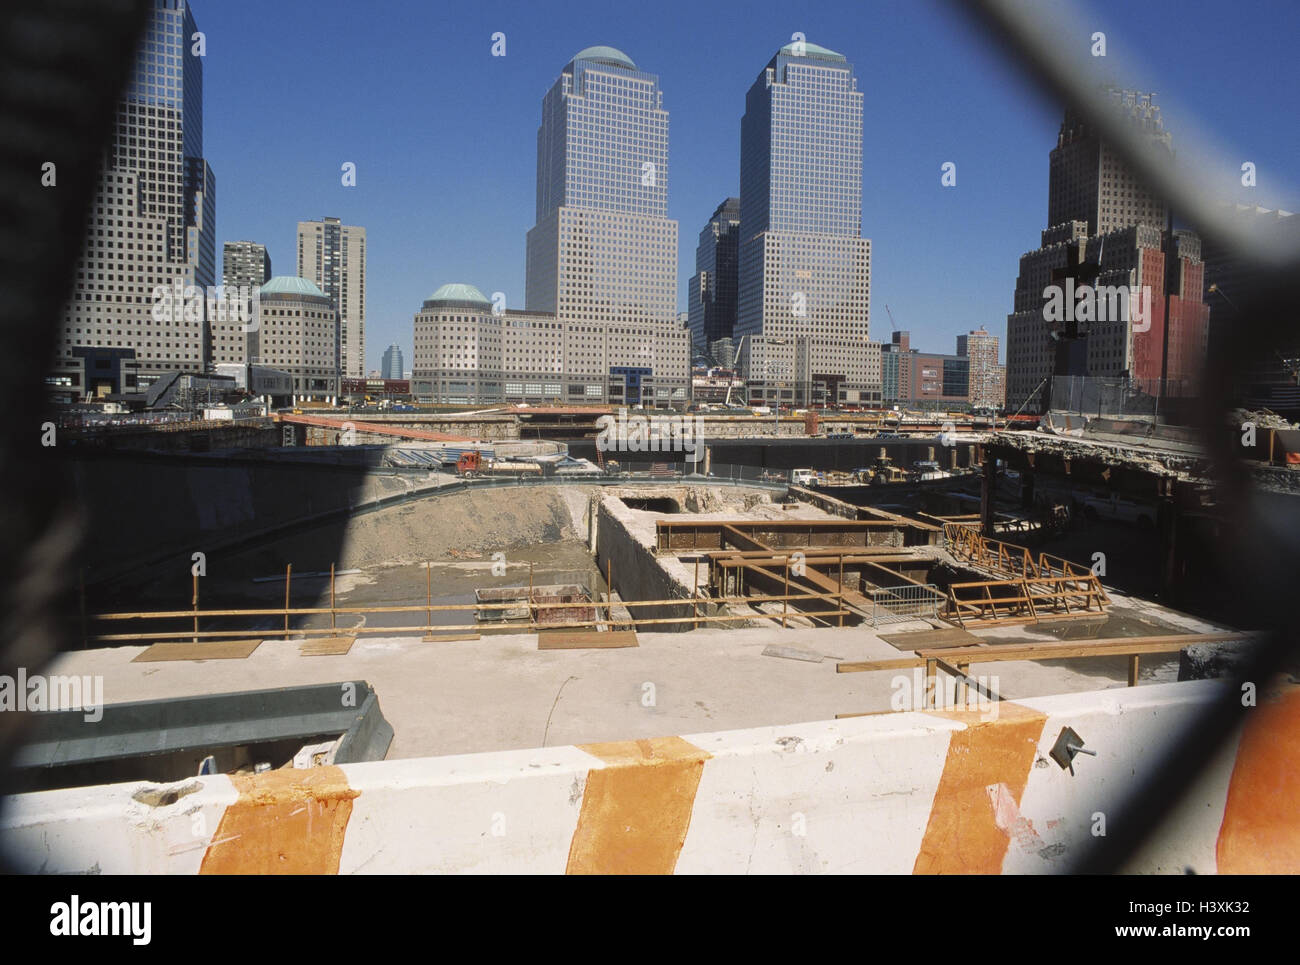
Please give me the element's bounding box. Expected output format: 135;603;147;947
194;0;1300;369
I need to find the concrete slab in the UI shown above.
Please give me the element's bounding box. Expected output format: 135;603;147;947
36;614;1223;764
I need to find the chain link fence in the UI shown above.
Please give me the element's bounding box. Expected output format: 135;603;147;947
1047;375;1197;421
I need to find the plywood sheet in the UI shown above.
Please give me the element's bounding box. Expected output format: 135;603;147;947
133;640;262;662
880;627;983;651
537;630;639;650
298;635;356;656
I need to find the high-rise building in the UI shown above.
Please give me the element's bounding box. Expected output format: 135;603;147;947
524;46;688;406
688;198;741;356
54;0;216;395
1202;206;1300;417
223;241;271;292
212;241;272;366
957;327;1003;410
1049;89;1171;236
1005;91;1209;413
297;217;366;379
882;331;912;404
381;344;404;381
736;40;877;407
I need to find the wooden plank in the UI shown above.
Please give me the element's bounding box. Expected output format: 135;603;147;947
880;627;982;651
537;630;639;650
298;635;356;656
916;632;1249;664
133;640;261;662
423;631;482;642
837;656;926;673
839;632;1250;673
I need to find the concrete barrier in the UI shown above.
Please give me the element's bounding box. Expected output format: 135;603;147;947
3;679;1296;874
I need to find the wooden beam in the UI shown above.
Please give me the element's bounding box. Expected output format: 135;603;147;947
836;656;927;673
837;632;1249;673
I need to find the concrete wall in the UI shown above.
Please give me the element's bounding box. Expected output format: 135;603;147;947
594;497;693;632
68;419;282;452
71;455;448;584
5;680;1296;874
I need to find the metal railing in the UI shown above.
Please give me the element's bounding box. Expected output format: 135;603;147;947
868;583;946;627
943;522;1103;585
82;561;862;645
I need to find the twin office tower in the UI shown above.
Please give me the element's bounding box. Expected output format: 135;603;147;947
415;40;877;407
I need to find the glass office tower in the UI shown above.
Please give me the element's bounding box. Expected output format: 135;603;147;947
736;41;877;406
688;197;741;358
55;0;216;391
524;46;687;405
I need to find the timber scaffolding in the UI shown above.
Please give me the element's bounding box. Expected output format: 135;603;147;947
653;517;1111;629
941;522;1110;626
656;518;947;628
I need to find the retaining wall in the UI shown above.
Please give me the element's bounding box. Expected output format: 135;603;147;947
593;497;694;632
4;680;1295;874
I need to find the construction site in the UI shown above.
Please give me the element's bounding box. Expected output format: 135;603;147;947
3;398;1296;876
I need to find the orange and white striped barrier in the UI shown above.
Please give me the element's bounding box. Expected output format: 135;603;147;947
3;679;1296;874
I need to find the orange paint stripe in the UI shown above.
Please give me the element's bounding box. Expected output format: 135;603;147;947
913;703;1047;875
1216;683;1300;873
568;736;710;875
199;766;358;875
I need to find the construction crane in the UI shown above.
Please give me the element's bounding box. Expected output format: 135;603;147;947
885;304;900;333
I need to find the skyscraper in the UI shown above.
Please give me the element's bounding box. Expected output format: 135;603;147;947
382;344;404;381
688;198;741;358
1049;90;1171;236
524;46;688;406
54;0;216;395
1005;90;1209;412
212;241;271;365
222;241;271;292
297;217;366;379
736;40;877;407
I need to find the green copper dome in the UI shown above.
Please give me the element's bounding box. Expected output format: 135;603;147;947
571;45;637;70
260;276;327;298
427;283;490;305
